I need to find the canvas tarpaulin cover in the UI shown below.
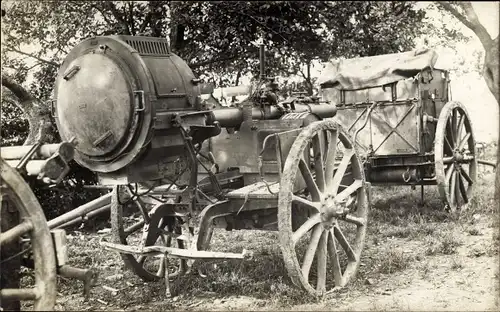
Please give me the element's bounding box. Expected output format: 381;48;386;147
318;49;439;91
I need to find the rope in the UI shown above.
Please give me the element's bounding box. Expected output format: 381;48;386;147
236;181;278;215
0;247;32;264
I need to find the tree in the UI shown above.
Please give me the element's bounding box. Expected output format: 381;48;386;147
1;1;429;91
1;74;54;145
437;1;500;202
1;1;435;216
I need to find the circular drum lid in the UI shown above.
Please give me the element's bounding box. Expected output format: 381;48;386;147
56;53;134;157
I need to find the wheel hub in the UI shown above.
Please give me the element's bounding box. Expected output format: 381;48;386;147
453;149;464;162
320;193;348;229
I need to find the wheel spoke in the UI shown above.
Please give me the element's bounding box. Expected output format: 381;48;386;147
444;135;453;155
137;255;147;265
299;159;321;201
292;195;320;211
124;220;146;237
156;255;166;276
323;130;332;163
329;149;354;195
301;224;323;281
455;172;461;206
447;119;456;146
457;114;465;142
460;167;473;185
292;213;321;245
316;231;328;293
443;157;453;164
449;170;457;206
312;133;326;192
0;288;39;301
126;188;151;224
458;172;468;203
327;230;343;286
344;215;366;227
334;225;357;262
458;132;471;150
335;179;362;203
451;109;458;143
0;219;33;246
445;165;454;183
325;130;339;188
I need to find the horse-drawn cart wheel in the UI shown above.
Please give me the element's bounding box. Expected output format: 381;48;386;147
278;120;368;296
435;101;477;212
0;158;57;310
110;186;192;281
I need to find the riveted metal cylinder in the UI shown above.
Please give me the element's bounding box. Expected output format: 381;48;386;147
54;36;205;176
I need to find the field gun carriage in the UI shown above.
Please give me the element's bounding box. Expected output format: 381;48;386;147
1;35;478;310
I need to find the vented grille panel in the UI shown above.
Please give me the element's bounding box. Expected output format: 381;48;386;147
125;39;170;56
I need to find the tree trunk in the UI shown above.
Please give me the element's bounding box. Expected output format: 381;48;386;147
484;37;500;202
483;37;499;103
232;70;242;103
1;75;54;145
306;61;313;95
496;127;500;203
439;1;500;203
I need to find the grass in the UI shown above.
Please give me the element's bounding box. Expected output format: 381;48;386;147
161;230;317;307
418;260;436;279
24;145;497;311
450;256;464;270
424;231;463;256
376;248;414;274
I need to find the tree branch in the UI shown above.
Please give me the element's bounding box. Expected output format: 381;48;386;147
26;62;42;71
189;51;252;69
459;2;494;47
439;1;493;48
1;74;35;102
128;2;135;35
3;45;59;67
139;11;152;34
92;3;115;27
1;74;55;145
299;69;308;81
102;1;131;35
438;2;476;31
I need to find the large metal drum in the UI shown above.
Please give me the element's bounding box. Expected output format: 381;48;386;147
54;36;207;180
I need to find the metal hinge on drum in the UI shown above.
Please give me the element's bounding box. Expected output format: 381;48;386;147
134;90;145;112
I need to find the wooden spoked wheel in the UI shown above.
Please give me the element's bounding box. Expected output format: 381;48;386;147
110;186;192;281
278;120;368;296
0;159;57;310
435;101;477;212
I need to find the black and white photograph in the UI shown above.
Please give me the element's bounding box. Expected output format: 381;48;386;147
0;1;498;311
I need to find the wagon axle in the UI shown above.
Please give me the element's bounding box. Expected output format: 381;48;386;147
443;153;474;164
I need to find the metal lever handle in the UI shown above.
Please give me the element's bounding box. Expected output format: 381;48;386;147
134;90;145;112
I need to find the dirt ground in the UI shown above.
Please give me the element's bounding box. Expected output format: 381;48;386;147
50;216;498;312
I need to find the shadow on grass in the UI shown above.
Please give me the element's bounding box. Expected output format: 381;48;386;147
170;230;316;307
368;166;497;237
